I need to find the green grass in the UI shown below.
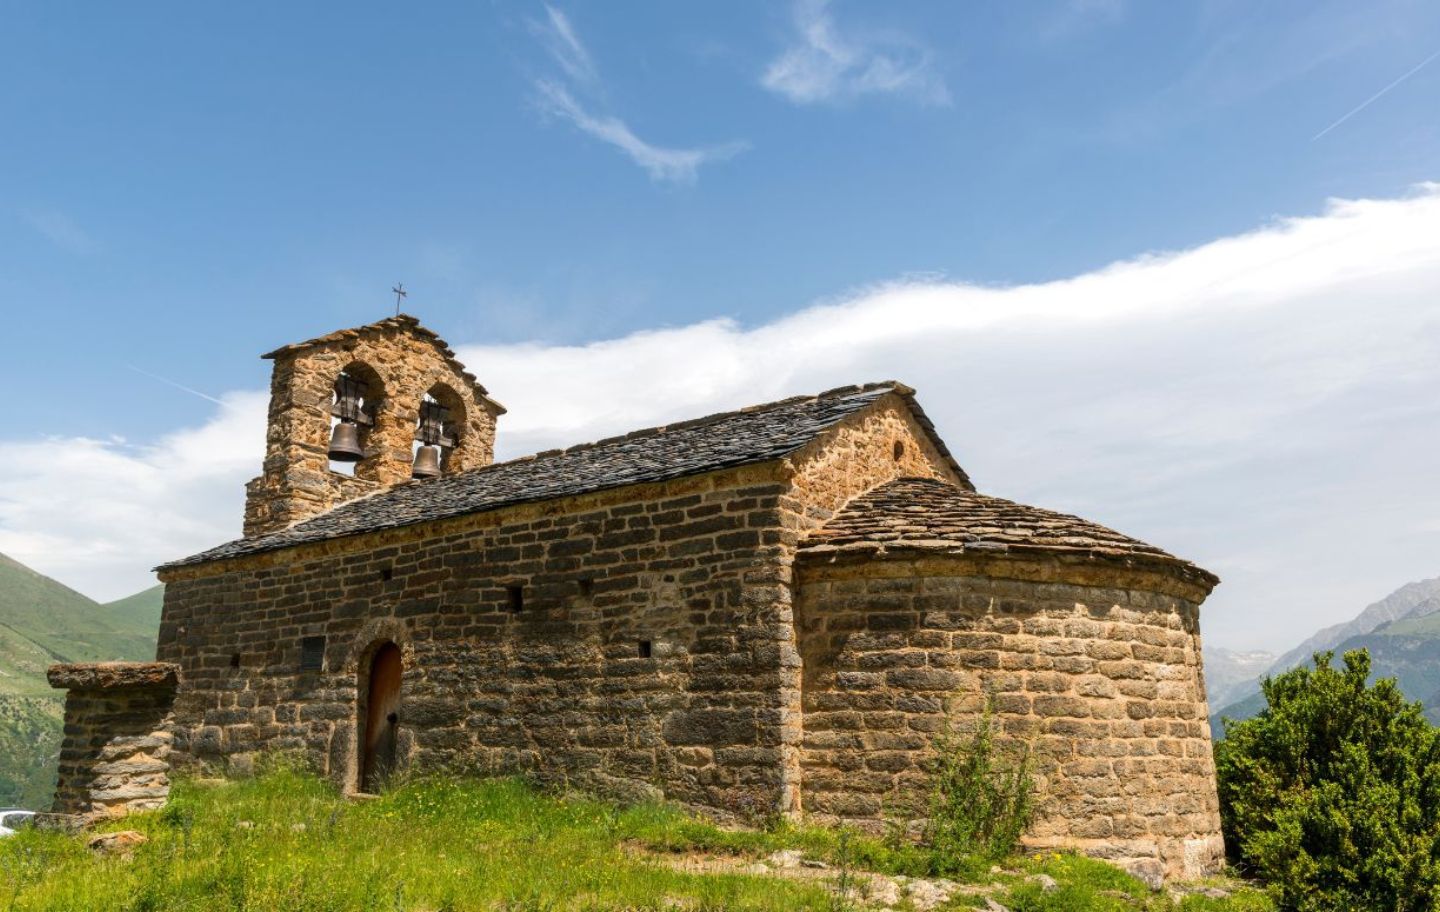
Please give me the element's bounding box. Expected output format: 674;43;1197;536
2;769;837;911
0;768;1274;911
998;855;1274;912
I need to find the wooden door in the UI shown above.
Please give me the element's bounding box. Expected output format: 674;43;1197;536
361;642;402;792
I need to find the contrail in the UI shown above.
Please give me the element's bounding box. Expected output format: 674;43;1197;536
1312;47;1440;141
124;364;228;407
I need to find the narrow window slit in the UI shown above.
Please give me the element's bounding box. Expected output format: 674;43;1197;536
299;636;326;672
638;640;653;659
506;585;525;613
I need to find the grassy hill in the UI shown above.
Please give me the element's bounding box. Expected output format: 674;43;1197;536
0;554;157;675
99;583;165;637
0;768;1272;911
0;555;160;808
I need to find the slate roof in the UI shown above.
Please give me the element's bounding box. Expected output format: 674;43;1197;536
261;313;505;414
800;477;1217;587
160;381;967;570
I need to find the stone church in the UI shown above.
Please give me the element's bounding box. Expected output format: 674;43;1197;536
50;315;1224;883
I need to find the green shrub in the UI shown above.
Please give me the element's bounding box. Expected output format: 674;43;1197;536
1215;649;1440;911
922;708;1034;873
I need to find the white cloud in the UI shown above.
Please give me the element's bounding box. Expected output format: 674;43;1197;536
534;81;749;185
4;187;1440;655
532;5;597;88
22;209;94;253
528;7;747;184
0;392;266;601
762;0;949;106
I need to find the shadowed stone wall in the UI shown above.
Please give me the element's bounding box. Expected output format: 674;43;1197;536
794;552;1223;884
47;662;180;824
165;465;802;816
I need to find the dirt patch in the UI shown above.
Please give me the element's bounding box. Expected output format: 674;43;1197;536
641;846;1008;911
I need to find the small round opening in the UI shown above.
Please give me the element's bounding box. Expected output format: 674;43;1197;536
892;440;905;461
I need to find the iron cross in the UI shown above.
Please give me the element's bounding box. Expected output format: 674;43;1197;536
392;283;407;315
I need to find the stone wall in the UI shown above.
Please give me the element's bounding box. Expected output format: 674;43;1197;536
162;395;963;820
162;464;801;817
244;317;505;536
793;551;1223;884
766;393;969;813
47;662;179;824
786;394;967;525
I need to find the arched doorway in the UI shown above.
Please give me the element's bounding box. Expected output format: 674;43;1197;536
360;642;402;792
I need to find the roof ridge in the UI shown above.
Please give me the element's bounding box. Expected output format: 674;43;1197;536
258;313;504;413
157;379;936;571
462;381;907;473
261;313;419;358
814;380;915;400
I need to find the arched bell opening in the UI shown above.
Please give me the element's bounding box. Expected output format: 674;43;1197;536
411;382;467;480
327;362;385;477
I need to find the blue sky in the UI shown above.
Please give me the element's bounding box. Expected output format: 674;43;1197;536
4;0;1437;438
2;1;1440;652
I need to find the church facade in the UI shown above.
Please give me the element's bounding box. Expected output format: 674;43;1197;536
139;316;1223;882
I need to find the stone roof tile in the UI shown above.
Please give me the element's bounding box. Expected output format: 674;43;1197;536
800;477;1217;587
161;381;963;570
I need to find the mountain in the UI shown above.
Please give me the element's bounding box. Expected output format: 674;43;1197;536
102;584;165;635
0;553;157;681
0;554;159;808
1266;579;1440;677
1213;578;1440;734
1202;646;1275;710
1330;603;1440;726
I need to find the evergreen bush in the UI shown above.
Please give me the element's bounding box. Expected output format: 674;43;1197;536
1215;649;1440;911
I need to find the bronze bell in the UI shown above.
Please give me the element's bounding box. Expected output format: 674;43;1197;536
411;445;442;479
328;421;364;462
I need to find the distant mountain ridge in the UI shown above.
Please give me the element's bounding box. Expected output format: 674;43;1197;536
1202;646;1275;710
1212;577;1440;733
0;554;160;807
1267;579;1440;676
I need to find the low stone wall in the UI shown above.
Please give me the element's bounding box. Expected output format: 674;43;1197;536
47;662;180;825
794;551;1223;885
